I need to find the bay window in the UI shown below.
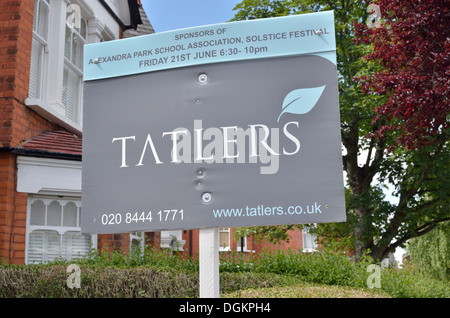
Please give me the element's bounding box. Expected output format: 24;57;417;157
27;0;112;134
26;196;95;264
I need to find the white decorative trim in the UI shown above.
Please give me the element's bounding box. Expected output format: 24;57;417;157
75;0;95;18
160;234;175;249
17;156;82;195
173;239;186;252
103;24;116;41
160;230;186;251
25;195;97;264
17;156;81;169
87;17;105;43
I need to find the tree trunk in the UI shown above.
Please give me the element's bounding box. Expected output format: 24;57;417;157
353;206;376;261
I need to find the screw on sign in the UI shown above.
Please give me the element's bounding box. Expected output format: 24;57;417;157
198;73;208;84
202;192;212;203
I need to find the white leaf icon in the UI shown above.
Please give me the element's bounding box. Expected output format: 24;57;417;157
277;85;326;122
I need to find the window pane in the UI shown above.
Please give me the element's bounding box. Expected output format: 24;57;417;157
37;0;49;40
62;231;91;260
63;202;78;227
130;232;144;254
71;34;83;68
219;232;229;249
47;201;61;226
33;0;39;32
45;230;61;262
64;26;72;60
29;39;43;99
28;230;61;263
303;230;317;250
30;200;45;225
62;65;80;122
27;229;43;263
80;19;87;39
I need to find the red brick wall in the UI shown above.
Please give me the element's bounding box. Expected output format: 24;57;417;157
98;234;131;254
252;228;303;253
0;153;15;262
145;231;161;250
181;229;199;257
0;0;32;104
179;227;305;259
0;0;58;148
0;0;58;264
0;152;28;264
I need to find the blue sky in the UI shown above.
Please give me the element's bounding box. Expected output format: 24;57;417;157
140;0;243;33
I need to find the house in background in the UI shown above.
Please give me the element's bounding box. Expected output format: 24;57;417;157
0;0;315;265
0;0;146;264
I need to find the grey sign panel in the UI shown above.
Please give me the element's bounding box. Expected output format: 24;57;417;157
82;55;345;234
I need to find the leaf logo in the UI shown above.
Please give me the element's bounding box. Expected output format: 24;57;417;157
277;85;326;122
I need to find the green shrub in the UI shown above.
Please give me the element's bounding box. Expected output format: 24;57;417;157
70;245;198;272
218;249;450;298
1;247;448;298
220;249;364;286
381;269;450;298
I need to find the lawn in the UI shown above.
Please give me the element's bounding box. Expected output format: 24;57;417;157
223;283;391;298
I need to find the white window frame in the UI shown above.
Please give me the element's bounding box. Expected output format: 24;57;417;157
25;195;97;264
29;0;50;102
302;224;318;253
26;0;115;135
236;235;253;252
130;232;145;254
62;13;86;125
219;227;231;251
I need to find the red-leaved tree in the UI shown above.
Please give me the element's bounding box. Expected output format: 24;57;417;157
232;0;449;262
356;0;449;149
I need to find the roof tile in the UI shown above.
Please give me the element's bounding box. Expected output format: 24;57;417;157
22;130;82;155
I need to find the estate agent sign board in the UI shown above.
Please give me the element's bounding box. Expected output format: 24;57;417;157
81;11;346;234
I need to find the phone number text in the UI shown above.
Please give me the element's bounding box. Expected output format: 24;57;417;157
100;209;184;226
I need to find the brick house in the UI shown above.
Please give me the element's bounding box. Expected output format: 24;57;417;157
0;0;314;265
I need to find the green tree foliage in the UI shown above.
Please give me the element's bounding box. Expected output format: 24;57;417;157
406;222;449;282
232;0;450;262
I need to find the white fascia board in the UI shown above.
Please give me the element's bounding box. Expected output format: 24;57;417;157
17;156;82;196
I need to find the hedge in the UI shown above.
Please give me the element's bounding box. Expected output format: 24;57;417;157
1;248;448;298
0;265;198;298
0;264;300;298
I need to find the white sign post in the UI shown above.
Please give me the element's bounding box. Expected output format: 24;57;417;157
199;227;220;298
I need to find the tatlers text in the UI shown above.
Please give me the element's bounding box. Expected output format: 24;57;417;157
112;120;301;174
